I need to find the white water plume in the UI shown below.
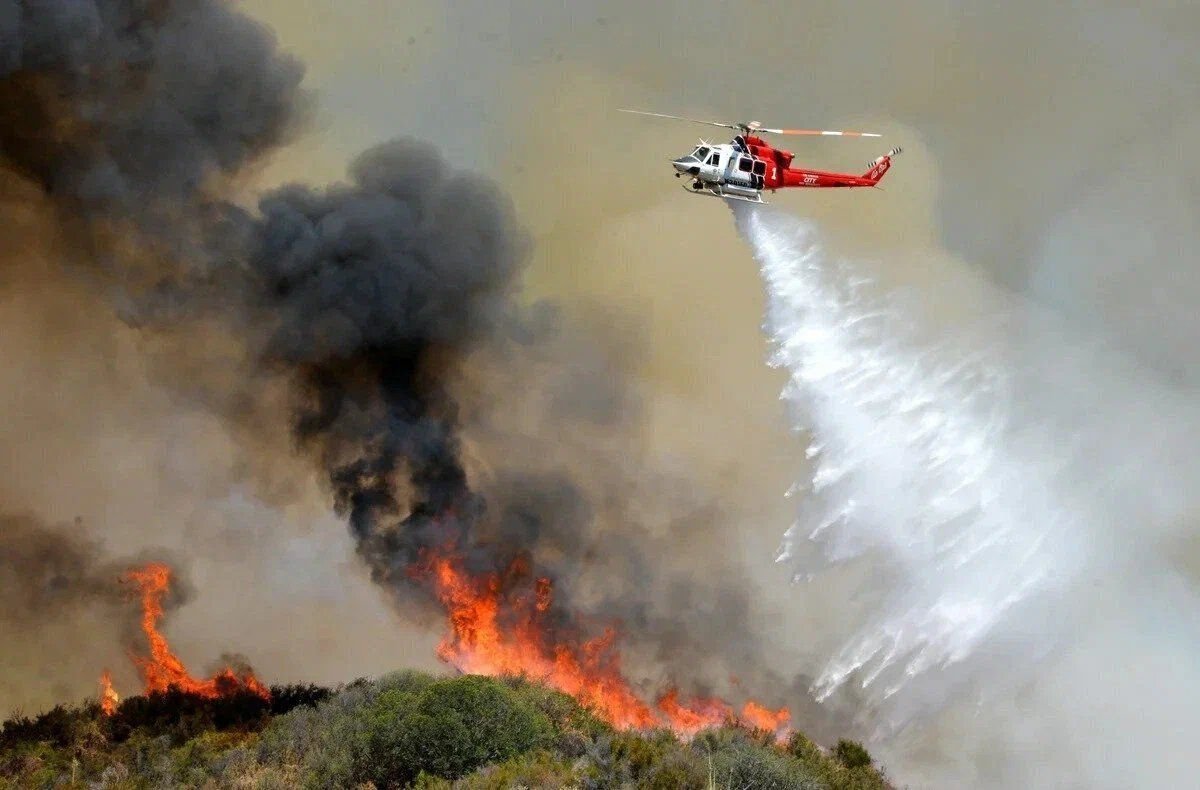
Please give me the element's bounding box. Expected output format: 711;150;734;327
734;205;1199;725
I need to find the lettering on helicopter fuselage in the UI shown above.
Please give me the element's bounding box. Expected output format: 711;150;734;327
802;174;819;185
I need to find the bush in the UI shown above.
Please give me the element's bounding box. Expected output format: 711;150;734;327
360;675;552;787
0;705;84;751
499;675;611;742
835;739;872;769
107;686;272;745
698;727;824;790
640;749;707;790
455;749;579;789
269;683;335;716
252;670;439;787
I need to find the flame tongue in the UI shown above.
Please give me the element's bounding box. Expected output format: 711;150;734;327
431;555;655;728
657;688;731;735
122;563;269;700
99;670;119;716
741;700;792;734
428;554;790;736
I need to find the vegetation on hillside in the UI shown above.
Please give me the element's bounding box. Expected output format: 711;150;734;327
0;672;893;789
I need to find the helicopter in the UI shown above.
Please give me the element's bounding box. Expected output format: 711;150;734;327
619;109;901;204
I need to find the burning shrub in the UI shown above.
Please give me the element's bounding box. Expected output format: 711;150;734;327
267;683;335;716
106;686;273;745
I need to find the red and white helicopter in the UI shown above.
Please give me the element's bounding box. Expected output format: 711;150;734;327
620;109;901;204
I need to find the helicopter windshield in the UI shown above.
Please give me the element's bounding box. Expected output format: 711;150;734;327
693;146;710;160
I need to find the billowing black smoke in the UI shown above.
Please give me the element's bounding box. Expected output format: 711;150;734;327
250;140;523;597
0;0;302;214
1;2;514;603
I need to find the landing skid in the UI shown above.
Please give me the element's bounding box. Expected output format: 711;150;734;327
680;184;765;204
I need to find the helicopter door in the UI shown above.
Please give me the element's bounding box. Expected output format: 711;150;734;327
705;150;722;181
737;155;757;188
752;159;767;190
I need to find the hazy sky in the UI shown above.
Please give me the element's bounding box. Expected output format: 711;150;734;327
5;3;1199;787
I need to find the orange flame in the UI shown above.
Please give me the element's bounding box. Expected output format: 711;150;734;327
741;700;792;734
657;688;731;736
427;553;790;737
121;563;269;700
99;670;119;716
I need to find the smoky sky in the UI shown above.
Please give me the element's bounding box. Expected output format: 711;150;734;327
0;0;814;728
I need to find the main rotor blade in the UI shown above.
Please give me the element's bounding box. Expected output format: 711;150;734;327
618;109;739;130
757;127;882;137
620;109;882;138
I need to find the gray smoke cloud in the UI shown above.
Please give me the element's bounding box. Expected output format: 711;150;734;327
0;0;815;730
0;513;126;626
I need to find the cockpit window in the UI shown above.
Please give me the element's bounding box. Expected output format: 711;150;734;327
707;151;720;166
694;146;710;160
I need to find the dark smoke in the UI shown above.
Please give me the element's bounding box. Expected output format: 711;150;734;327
0;0;303;214
0;513;124;623
0;511;192;627
250;140;524;602
0;0;819;723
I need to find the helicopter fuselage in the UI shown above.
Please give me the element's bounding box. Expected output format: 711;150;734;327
672;135;895;203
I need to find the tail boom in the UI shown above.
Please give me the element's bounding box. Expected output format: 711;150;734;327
776;147;902;189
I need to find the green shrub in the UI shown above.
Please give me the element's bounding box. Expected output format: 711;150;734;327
455;748;579;789
716;746;820;789
697;726;825;790
359;675;552;787
834;739;872;769
640;749;707;790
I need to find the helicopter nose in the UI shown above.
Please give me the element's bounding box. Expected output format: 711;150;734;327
672;157;695;174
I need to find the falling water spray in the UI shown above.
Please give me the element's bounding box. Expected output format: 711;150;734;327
732;204;1105;719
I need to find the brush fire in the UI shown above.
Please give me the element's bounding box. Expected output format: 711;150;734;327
427;553;791;737
99;556;791;739
99;563;270;714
